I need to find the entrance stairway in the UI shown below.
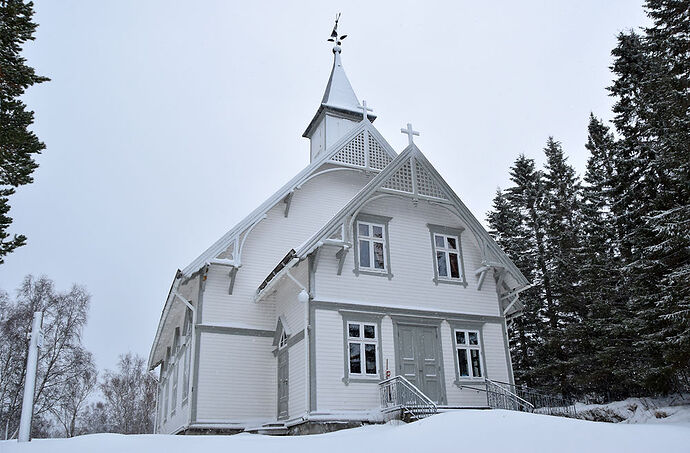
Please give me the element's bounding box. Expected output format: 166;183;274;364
378;375;438;422
244;422;288;435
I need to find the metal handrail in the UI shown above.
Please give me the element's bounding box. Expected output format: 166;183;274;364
379;375;438;419
484;378;535;412
484;379;576;416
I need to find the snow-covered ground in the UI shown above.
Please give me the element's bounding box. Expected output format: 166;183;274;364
576;394;690;425
2;410;689;453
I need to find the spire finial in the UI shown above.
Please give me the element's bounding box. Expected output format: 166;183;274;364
327;13;348;53
401;123;420;145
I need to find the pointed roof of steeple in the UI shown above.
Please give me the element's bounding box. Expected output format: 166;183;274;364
303;20;376;138
320;48;360;112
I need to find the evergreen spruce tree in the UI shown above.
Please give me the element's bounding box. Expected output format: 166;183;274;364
637;0;690;390
503;155;554;389
540;137;582;396
488;189;540;382
576;115;640;399
0;0;48;263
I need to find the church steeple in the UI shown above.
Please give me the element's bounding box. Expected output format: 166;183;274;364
303;15;376;161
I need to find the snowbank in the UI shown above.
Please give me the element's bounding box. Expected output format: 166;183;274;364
577;395;690;425
2;410;689;453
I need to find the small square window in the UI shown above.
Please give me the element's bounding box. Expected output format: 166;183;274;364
468;332;478;345
363;324;375;339
348;323;360;338
456;331;466;345
435;235;445;248
372;225;383;238
358;224;369;237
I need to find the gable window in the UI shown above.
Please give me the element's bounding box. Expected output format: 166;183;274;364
428;224;467;286
347;322;378;376
358;222;386;270
454;329;483;378
278;330;288;349
353;214;393;279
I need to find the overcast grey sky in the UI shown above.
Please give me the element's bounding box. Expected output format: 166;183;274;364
2;1;649;371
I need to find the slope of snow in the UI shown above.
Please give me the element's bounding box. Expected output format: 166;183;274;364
576;395;690;426
2;410;689;453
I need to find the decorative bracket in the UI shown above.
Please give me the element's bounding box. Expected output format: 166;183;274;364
283;192;293;218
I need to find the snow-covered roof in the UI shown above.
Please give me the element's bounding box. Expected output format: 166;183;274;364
180;119;396;277
303;47;376;138
321;50;360;112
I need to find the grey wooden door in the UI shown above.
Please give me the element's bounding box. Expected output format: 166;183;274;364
277;348;289;419
397;324;443;403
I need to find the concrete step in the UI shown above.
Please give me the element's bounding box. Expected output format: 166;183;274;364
244;422;288;435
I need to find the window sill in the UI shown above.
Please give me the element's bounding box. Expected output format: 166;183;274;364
354;268;393;280
433;277;468;287
342;375;382;385
454;378;485;388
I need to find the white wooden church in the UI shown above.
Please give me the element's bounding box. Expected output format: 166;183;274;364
148;20;529;435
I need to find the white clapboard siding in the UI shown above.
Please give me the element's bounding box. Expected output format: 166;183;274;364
288;340;307;417
314;197;501;317
158;350;190;433
195;333;275;422
381;316;395;378
201;170;372;328
273;260;308;335
315;309;381;411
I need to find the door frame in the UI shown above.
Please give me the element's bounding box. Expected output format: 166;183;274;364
277;346;289;420
391;317;447;405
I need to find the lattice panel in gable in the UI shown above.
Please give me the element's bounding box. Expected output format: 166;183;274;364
383;161;414;193
368;133;392;170
331;131;366;167
415;161;448;199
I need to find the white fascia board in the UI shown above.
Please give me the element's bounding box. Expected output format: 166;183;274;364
181;120;396;277
148;274;180;370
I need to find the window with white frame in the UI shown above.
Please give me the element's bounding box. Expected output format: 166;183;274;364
434;233;462;280
454;329;483;378
356;221;387;271
278;330;288;349
347;322;378;376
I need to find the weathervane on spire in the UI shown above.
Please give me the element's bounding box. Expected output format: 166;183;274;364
327;13;348;49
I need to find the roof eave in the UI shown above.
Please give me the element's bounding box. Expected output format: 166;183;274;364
302;104;376;138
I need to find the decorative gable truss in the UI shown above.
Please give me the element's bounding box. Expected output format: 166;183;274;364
254;144;531;317
329;128;394;172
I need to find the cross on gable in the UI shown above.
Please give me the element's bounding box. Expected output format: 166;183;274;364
401;122;420;145
359;100;373;120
